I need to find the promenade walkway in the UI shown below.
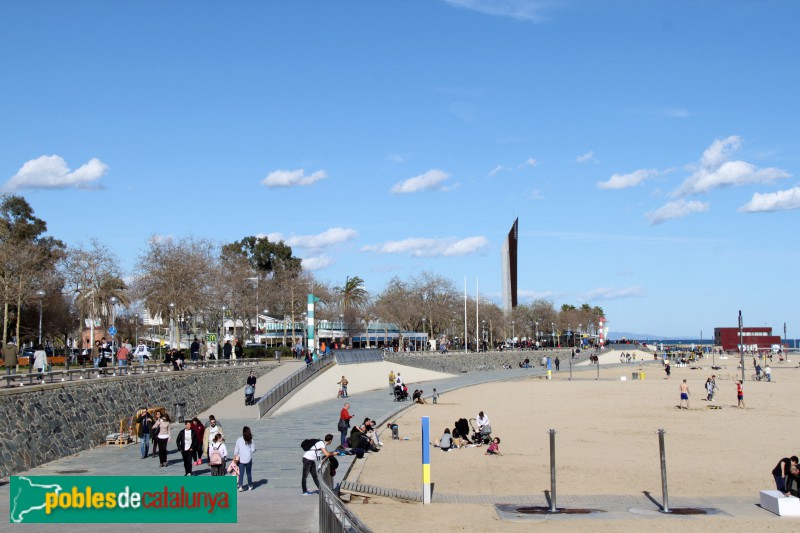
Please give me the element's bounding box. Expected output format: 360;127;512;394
0;353;611;532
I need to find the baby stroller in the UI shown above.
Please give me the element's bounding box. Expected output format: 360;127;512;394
244;385;255;405
469;418;492;446
393;385;408;402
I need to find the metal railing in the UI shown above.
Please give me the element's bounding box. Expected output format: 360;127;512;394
318;458;373;533
1;358;270;389
256;356;331;417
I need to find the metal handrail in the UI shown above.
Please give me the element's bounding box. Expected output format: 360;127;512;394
1;358;270;389
318;458;373;533
256;357;331;417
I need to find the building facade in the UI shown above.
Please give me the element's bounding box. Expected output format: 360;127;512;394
714;326;782;351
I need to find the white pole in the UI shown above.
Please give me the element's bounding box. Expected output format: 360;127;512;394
476;278;479;352
464;277;467;354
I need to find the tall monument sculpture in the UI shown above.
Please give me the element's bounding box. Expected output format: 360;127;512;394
501;218;518;314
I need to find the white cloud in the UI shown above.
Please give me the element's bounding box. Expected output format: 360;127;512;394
442;0;550;22
261;169;327;188
488;165;507;177
521;158;538;168
390;169;451;194
362;236;488;257
646;199;709;225
674;136;791;196
740;186;800;213
580;286;646;301
663;107;691;118
597;169;658;190
576;151;595;163
301;255;334;271
265;227;358;249
3;155;108;191
525;189;544;200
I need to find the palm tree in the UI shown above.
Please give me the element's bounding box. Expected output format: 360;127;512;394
336;276;368;314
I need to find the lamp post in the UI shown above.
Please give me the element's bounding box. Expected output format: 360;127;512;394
35;289;46;346
263;309;269;347
481;320;486;352
422;317;427;351
135;313;139;346
511;320;515;351
551;323;556;348
738;310;744;383
339;314;344;346
168;302;176;353
109;296;119;368
535;321;539;349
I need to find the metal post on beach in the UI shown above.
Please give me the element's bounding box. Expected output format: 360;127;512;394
549;429;557;513
596;356;599;380
658;428;670;513
569;358;572;381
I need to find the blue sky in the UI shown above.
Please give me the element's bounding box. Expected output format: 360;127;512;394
1;0;798;337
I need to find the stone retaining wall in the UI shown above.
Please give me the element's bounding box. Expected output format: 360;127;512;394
0;365;274;478
385;349;574;374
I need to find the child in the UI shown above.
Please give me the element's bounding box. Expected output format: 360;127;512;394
432;388;439;404
386;422;399;440
227;454;240;478
485;437;502;456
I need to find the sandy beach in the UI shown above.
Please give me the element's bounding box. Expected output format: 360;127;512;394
345;355;800;531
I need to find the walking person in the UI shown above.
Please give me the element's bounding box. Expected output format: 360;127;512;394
234;339;243;359
555;356;560;371
190;417;205;465
32;344;48;381
337;375;349;398
3;340;19;375
116;343;129;374
199;340;208;361
245;371;257;405
338;402;354;446
223;340;232;360
233;426;256;491
302;434;335;495
137;408;155;459
133;342;149;366
208;433;228;476
190;337;200;362
679;379;690;409
388;370;396;394
176;420;201;476
154;411;171;467
203;415;224;461
736;380;745;408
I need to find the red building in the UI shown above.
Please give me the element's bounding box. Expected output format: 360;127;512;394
714;326;781;352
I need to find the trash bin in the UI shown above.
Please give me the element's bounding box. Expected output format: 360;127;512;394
274;350;281;362
174;401;186;422
632;372;639;380
641;372;645;380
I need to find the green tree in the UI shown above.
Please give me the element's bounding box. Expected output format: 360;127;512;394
0;195;64;345
221;236;301;276
335;276;368;314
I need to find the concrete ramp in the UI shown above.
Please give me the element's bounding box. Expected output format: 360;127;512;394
335;349;384;365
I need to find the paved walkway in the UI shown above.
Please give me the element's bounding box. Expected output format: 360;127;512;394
1;353;627;531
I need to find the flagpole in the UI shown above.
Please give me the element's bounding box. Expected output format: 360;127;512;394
464;277;467;354
476;278;479;352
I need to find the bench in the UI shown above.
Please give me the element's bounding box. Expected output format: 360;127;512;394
760;490;800;516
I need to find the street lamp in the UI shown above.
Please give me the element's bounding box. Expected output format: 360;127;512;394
135;313;139;346
482;320;486;352
169;302;176;351
512;320;515;350
422;317;427;351
339;314;344;346
551;322;556;348
535;321;539;348
262;309;269;347
35;289;46;346
109;296;119;368
578;323;582;349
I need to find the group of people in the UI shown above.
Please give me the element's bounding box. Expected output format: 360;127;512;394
135;410;258;492
435;411;500;455
678;376;745;409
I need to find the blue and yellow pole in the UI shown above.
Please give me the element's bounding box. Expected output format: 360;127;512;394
422;416;431;504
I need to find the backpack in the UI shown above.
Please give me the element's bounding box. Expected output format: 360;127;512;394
209;444;223;466
301;438;319;452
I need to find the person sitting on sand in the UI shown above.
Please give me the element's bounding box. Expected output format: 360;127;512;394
413;390;427;404
436;428;453;451
485;437;501;455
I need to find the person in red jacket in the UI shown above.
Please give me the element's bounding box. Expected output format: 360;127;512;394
338;402;354;446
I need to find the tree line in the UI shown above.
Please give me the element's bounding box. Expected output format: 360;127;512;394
1;194;604;349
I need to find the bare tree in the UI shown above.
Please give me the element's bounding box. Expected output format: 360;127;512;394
131;236;215;346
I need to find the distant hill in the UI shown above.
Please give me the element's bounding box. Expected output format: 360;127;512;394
609;331;669;340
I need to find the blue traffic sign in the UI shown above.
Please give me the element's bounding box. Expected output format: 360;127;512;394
108;326;117;336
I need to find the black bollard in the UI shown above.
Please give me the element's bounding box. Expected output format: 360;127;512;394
658;428;670;513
